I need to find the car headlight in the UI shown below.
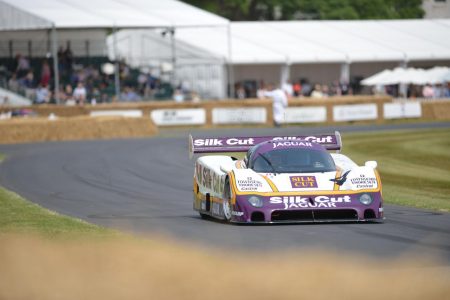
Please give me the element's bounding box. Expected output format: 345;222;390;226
248;196;263;208
359;193;373;206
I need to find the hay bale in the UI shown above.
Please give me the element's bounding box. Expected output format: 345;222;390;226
0;116;158;144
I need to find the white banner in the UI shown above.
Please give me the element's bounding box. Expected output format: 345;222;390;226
383;102;422;119
282;106;327;123
90;110;143;118
333;104;378;122
212;107;267;124
151;108;206;126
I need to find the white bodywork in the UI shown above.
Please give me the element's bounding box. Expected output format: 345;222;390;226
195;153;379;198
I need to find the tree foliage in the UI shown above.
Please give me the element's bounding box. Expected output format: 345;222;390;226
182;0;424;21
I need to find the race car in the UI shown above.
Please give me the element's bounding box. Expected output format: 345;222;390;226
189;132;384;223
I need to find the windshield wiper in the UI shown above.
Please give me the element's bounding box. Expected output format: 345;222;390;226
330;170;350;186
258;153;278;174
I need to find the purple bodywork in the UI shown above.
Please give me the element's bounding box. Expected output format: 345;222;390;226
191;132;384;223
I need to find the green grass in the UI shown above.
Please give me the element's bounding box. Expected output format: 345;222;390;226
342;128;450;212
0;154;116;237
0;187;116;237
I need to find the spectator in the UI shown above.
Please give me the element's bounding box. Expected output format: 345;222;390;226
260;83;288;127
191;91;201;103
422;84;434;98
7;73;20;93
339;81;350;95
120;86;141;102
311;84;324;98
236;84;246;99
293;80;302;97
444;82;450;98
16;54;30;77
73;82;87;105
322;84;330;97
20;71;35;100
40;60;51;87
173;88;184;103
35;84;50;104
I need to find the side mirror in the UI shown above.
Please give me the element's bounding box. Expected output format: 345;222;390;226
220;164;232;173
365;161;377;169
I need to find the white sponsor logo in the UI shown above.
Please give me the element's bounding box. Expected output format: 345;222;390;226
272;136;334;143
194;138;255;147
272;141;313;149
270;195;351;209
232;211;244;216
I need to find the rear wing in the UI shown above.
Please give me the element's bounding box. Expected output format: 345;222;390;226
189;131;342;158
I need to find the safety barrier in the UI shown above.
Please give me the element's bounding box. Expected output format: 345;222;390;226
1;96;450;131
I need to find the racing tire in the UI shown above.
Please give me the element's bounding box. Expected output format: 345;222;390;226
199;212;209;219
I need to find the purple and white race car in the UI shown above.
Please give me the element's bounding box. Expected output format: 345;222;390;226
190;132;384;223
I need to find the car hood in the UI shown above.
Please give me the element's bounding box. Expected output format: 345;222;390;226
232;168;337;193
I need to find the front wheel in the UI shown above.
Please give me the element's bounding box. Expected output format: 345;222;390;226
222;178;232;221
223;197;232;221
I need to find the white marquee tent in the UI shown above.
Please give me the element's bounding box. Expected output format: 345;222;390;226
0;0;229;102
111;19;450;97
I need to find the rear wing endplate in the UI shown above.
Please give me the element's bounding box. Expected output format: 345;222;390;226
189;131;342;158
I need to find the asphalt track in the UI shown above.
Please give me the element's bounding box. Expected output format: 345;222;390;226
1;122;450;262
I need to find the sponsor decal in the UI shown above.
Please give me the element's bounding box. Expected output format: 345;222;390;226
151;109;206;126
212;107;267;124
194;138;255;147
290;176;318;188
193;135;336;148
237;177;263;191
232;211;244;216
196;163;225;195
272;141;313;149
272;136;334;143
270;195;351;209
350;174;377;189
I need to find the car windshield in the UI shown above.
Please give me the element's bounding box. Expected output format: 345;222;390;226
251;148;336;173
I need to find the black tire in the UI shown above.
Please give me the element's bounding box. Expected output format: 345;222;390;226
199;212;209;219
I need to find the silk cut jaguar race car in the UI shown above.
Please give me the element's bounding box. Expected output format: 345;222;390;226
189;132;384;223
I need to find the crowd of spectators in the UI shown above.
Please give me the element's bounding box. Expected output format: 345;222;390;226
2;51;450;104
236;79;354;100
1;48;182;105
373;83;450;99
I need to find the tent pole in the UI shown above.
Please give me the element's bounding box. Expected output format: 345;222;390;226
227;24;234;99
170;27;176;86
51;24;60;104
399;60;408;98
113;25;120;101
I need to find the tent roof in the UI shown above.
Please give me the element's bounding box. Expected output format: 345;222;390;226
0;0;229;30
175;19;450;64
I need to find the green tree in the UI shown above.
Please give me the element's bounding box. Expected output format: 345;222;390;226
182;0;424;20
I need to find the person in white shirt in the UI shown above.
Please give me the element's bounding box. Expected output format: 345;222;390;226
261;83;288;127
73;82;87;105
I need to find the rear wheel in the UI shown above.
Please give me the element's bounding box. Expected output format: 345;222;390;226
199;212;209;219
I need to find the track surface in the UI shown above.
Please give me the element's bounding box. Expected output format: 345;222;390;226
1;122;450;261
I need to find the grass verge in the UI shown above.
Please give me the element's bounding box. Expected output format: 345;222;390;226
0;154;115;238
0;187;116;238
342;128;450;212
